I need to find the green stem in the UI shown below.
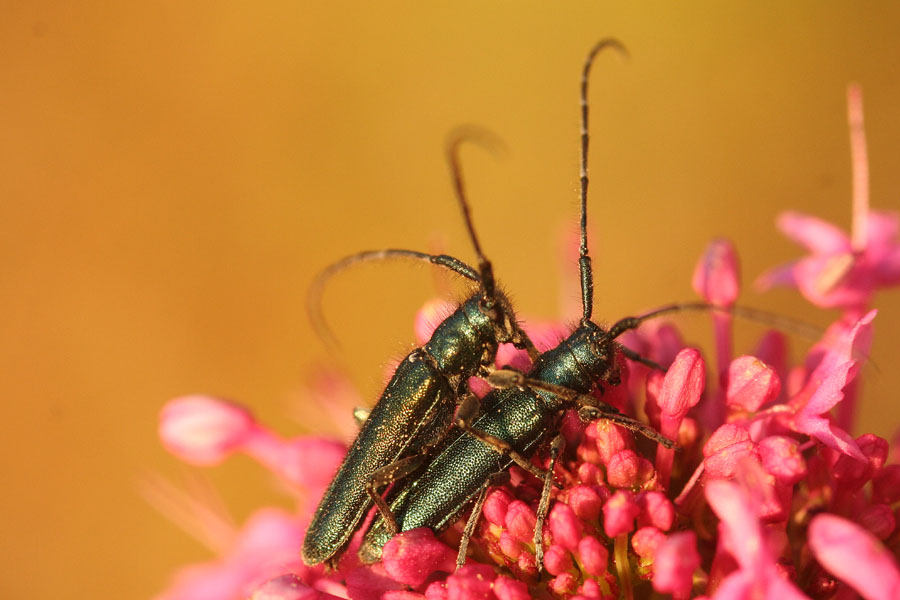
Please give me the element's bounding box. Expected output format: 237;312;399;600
614;533;633;600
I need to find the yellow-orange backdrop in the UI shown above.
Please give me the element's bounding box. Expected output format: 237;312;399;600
2;2;899;598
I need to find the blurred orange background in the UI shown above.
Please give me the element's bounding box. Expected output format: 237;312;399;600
2;2;900;598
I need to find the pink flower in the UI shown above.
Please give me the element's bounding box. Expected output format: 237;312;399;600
654;348;705;488
154;93;900;598
782;310;875;460
704;479;807;600
809;514;900;600
756;86;900;311
156;509;307;600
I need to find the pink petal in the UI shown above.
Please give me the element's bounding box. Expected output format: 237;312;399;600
865;211;900;249
776;211;850;254
157;509;306;600
482;488;512;527
345;563;406;600
873;465;900;504
809;514;900;600
653;531;700;599
793;410;864;461
793;254;864;308
249;436;348;492
704;480;763;569
754;262;799;292
872;245;900;285
250;575;344;600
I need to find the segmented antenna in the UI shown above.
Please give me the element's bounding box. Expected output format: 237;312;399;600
445;126;507;307
578;38;629;323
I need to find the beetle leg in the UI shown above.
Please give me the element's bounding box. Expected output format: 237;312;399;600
487;371;676;449
456;471;510;571
366;453;430;536
534;434;564;574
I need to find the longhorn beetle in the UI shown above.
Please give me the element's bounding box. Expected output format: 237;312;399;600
301;128;541;567
357;38;696;569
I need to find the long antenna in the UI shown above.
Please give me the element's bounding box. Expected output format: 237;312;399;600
446;126;506;307
578;38;629;323
307;249;479;350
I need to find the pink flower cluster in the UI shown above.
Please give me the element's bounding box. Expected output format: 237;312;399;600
153;86;900;599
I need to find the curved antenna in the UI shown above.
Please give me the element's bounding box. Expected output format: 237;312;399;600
577;38;629;323
445;125;507;308
307;249;479;350
604;301;825;343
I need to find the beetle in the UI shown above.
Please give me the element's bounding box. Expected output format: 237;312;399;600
356;38;685;568
301;128;541;568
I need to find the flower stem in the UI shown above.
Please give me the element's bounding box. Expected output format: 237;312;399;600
614;533;634;600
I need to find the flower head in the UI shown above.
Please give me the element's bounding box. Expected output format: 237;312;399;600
154;88;900;600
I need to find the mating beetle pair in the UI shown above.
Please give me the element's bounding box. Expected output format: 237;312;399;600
302;39;689;571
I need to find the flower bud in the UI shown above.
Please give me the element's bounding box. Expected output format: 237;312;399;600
159;395;255;465
492;576;530;600
856;504;896;540
566;485;603;521
578;535;609;576
632;526;666;559
692;238;740;306
445;564;496;600
703;424;759;480
543;544;575;576
482;488;513;527
638;491;675;531
549;502;583;551
726;355;781;412
759;436;807;485
504;501;537;543
382;528;456;587
603;490;639;537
